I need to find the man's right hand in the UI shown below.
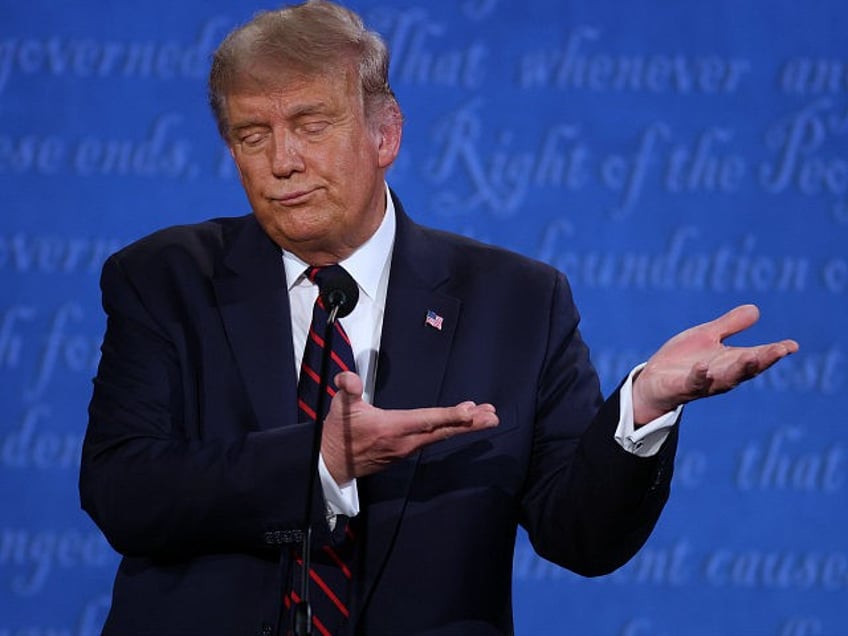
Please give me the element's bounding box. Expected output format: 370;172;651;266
320;371;499;485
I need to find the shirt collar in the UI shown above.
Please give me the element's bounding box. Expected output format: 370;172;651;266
282;183;396;301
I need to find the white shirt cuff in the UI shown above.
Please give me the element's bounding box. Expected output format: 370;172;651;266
615;363;682;457
318;454;360;526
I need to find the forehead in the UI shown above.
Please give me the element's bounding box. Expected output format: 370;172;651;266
226;61;359;114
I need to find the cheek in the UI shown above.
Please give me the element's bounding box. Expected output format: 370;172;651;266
235;159;274;205
231;156;256;189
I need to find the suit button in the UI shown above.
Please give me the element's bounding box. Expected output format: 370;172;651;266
651;466;665;489
260;624;273;636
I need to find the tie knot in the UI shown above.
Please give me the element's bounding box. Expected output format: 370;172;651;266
306;265;359;318
306;264;346;292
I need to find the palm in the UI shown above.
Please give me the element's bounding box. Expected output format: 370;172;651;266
632;305;799;424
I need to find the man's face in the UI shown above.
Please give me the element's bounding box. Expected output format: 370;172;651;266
225;66;401;264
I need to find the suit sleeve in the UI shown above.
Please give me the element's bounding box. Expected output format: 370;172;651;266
80;253;324;559
519;271;678;576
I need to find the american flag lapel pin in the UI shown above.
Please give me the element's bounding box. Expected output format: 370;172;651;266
424;309;444;331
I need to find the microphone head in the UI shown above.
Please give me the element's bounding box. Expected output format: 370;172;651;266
320;267;359;319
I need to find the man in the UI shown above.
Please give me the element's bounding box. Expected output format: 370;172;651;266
79;2;798;635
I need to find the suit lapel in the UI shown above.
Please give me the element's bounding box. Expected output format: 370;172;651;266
358;199;461;609
373;210;459;411
212;216;298;431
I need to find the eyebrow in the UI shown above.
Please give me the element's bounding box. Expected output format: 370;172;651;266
287;101;336;119
264;99;335;120
228;101;336;131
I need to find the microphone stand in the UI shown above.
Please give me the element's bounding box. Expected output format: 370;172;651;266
294;302;342;636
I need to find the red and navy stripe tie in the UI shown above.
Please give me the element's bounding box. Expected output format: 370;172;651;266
296;266;357;426
289;265;357;636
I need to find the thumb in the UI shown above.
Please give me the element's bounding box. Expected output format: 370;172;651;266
712;304;760;341
334;371;364;402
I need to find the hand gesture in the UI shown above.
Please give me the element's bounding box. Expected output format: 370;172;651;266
632;304;799;424
321;372;499;484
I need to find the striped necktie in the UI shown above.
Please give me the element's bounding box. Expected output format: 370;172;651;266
289;265;357;636
296;265;357;424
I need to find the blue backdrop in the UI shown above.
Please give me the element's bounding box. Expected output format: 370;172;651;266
1;1;846;634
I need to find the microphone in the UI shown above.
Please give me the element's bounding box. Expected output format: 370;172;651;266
319;266;359;320
295;265;359;636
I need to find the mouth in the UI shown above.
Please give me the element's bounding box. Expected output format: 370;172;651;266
270;187;318;205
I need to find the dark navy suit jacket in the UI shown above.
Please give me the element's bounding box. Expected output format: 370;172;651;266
81;195;677;635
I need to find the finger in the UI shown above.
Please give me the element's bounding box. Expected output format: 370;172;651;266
458;401;498;415
685;361;712;397
474;402;498;415
708;342;796;393
406;412;499;449
332;372;366;417
735;340;799;373
436;405;499;436
376;404;499;460
469;403;499;427
392;402;498;437
710;304;760;341
778;338;800;355
712;350;761;390
334;371;364;399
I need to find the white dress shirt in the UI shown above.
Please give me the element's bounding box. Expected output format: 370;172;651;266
283;187;395;519
282;184;680;521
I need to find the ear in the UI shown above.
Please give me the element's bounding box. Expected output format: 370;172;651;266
376;103;403;169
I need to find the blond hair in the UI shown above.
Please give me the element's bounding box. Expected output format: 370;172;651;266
208;0;399;138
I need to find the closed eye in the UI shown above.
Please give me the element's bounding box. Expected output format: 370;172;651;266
300;121;331;135
240;132;267;147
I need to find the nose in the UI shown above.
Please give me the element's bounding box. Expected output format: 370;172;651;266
270;128;305;178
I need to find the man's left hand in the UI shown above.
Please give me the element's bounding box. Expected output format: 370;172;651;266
632;304;799;425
